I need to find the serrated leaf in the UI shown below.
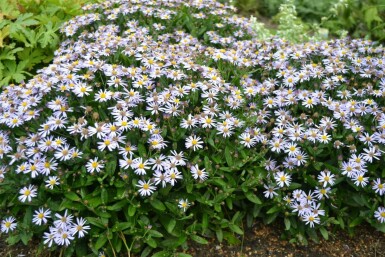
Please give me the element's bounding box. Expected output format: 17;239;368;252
38;22;60;48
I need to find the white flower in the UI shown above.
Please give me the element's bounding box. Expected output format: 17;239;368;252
86;157;104;173
33;208;51;226
45;176;60;189
190;164;208;181
178;199;190;212
70;217;90;238
1;216;17;233
18;184;37;202
185;135;203;151
317;170;335;187
303;213;320;228
274;171;291;187
374;207;385;223
263;184;278;199
136;180;156;196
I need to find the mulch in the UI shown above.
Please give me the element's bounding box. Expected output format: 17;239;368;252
1;220;385;256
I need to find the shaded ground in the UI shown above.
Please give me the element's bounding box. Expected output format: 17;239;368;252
187;221;385;257
1;221;385;256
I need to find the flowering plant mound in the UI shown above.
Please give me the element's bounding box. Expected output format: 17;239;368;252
1;0;385;256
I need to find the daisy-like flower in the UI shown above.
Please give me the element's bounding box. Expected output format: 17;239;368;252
314;187;331;200
374;206;385;223
1;216;17;233
372;178;385;196
18;184;37;202
45;176;60;189
302;213;320;228
178;199;190;212
185;135;203;151
190;164;208;181
284;142;299;157
274;171;292;187
54;228;74;246
54;210;73;229
166;170;183;186
70;217;90;238
33;208;51;226
263;184;278;199
317;132;331;143
317;170;335;187
239;132;256;148
132;157;150;175
136;180;156;196
86;157;104;173
352;171;369;187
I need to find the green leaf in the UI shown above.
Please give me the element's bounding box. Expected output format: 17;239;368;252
266;205;280;214
0;44;23;61
150;199;166;211
128;204;136;216
64;192;80;201
319;227;329;240
176;253;193;257
228;224;243;235
349;217;363;228
148;230;164;238
94;235;108;250
245;191;262;204
223;231;241;245
225;145;233;166
138;143;147;156
284;218;291;230
141;246;153;257
107;200;127;211
166;219;176;233
151;251;168;257
86;217;105;229
216;228;223;242
38;21;60;48
146;237;157;248
190;234;208;244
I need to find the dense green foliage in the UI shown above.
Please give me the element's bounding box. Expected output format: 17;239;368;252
235;0;385;43
0;0;95;86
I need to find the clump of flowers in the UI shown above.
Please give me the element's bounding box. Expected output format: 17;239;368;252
1;0;385;255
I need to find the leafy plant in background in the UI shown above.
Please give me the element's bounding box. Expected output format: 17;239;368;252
235;0;385;43
0;0;95;86
2;0;385;257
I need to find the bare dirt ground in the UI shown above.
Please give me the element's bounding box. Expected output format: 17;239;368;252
1;221;385;257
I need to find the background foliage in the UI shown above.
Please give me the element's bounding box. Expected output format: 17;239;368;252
0;0;95;86
234;0;385;43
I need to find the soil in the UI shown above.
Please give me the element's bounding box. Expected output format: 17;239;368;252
1;221;385;257
187;221;385;257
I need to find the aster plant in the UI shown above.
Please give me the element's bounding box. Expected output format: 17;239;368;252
1;0;385;256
